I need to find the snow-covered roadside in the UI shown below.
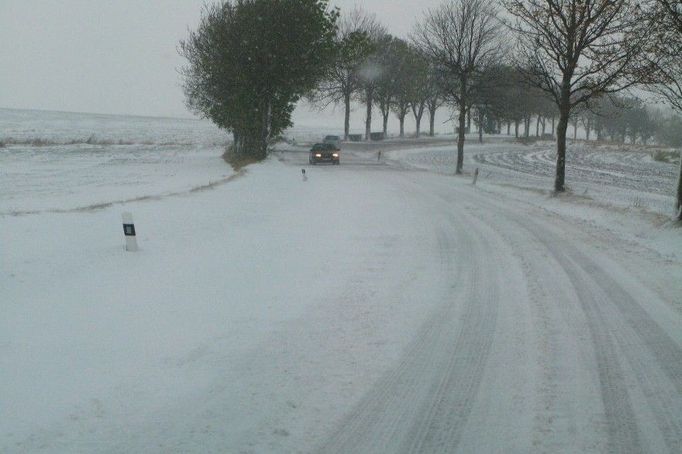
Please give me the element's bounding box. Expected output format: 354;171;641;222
386;141;682;322
1;158;459;452
0;145;232;215
2;136;681;453
387;139;678;214
386;141;682;261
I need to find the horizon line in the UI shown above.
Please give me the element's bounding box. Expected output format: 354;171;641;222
0;106;201;122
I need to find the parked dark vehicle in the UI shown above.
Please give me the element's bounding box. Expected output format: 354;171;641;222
309;143;340;165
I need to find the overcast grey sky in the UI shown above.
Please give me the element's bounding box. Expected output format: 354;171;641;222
0;0;444;118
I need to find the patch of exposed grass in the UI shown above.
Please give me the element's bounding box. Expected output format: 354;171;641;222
651;149;680;164
222;146;265;170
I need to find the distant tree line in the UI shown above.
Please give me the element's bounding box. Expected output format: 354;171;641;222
180;0;682;219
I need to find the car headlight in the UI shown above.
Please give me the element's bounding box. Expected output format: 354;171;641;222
332;153;339;157
315;153;322;157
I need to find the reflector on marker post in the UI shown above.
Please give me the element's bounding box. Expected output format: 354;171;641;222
122;212;138;252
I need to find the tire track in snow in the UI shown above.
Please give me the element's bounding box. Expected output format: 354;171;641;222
540;237;682;453
504;216;682;452
539;243;644;453
316;191;501;453
459;205;576;452
457;185;682;453
405;219;500;453
471;146;676;197
315;230;469;452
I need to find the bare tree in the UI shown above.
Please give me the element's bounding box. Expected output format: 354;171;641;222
374;35;400;137
413;0;502;174
503;0;649;192
426;92;445;137
389;39;415;138
645;1;682;110
424;64;447;137
354;18;389;141
643;0;682;219
415;59;445;137
358;57;382;141
310;8;382;140
410;65;431;138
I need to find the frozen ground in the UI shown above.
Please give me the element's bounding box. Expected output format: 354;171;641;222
0;108;227;146
2;111;681;453
390;138;679;216
0;108;234;214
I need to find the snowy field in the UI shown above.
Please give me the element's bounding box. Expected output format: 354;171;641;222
2;110;682;453
389;138;680;217
0;109;234;214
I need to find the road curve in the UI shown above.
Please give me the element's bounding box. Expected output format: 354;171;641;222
310;152;682;453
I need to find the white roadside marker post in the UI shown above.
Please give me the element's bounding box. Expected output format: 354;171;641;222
122;212;138;252
301;168;307;181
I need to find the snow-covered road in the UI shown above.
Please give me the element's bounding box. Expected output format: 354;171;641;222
296;152;682;453
2;144;681;453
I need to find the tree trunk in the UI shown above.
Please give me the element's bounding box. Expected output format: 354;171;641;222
429;107;436;136
542;117;547;136
551;117;555;136
573;122;578;140
399;114;405;138
555;105;570;193
455;78;468;174
507;122;511;135
382;112;389;136
234;129;265;160
466;108;471;134
365;88;373;141
586;117;591;141
255;98;271;159
536;116;541;137
515;121;519;138
457;105;465;174
412;104;425;139
343;92;351;141
675;154;682;221
478;111;483;144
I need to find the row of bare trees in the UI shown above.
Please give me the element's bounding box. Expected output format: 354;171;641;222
310;10;445;141
311;0;682;219
493;0;681;218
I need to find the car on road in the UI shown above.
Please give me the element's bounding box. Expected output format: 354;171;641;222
309;143;340;165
